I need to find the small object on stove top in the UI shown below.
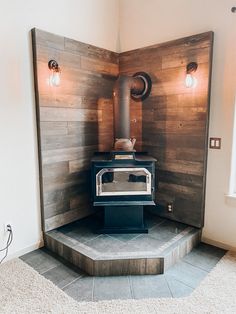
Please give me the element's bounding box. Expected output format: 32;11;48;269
112;151;135;160
114;138;136;151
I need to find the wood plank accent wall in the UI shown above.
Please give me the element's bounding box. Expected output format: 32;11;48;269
32;29;119;231
33;29;213;232
119;32;213;228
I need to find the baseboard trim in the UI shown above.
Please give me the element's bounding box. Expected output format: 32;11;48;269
202;236;236;252
3;237;44;263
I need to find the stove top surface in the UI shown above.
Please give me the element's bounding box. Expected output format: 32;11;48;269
91;151;157;162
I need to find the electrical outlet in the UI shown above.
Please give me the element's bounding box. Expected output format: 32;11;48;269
167;203;173;212
209;137;221;149
4;223;12;233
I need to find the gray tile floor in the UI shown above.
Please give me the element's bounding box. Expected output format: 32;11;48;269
20;242;226;302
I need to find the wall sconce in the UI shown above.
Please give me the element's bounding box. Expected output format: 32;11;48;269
48;60;61;87
185;62;198;88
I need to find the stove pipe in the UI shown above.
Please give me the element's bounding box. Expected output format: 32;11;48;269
113;72;152;151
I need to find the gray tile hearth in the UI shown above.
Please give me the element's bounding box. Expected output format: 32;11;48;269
165;260;208;289
93;276;132;301
165;276;194;298
63;276;94;302
20;242;226;301
20;248;61;274
84;234;125;254
43;263;83;288
130;275;172;299
183;242;226;271
42;211;202;275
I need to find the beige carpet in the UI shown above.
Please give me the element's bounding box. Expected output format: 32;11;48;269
0;252;236;314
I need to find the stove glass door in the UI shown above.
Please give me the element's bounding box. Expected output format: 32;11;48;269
96;167;151;196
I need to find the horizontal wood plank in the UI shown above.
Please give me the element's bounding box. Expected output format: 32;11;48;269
40;107;101;122
39;94;98;109
41;133;98;151
45;206;95;231
64;37;119;64
81;56;119;76
42;146;97;165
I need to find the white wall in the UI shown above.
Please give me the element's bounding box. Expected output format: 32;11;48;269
120;0;236;249
0;0;119;260
1;0;235;261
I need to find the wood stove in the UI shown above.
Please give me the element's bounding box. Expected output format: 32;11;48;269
91;151;156;233
91;71;155;233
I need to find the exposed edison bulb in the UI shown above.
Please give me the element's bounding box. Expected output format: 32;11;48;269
49;72;60;87
185;74;197;88
185;62;198;88
48;60;61;87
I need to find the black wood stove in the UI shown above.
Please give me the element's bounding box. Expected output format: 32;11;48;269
91;151;156;233
91;71;155;233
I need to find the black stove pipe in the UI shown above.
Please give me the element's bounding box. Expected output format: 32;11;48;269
113;75;145;139
112;72;152;151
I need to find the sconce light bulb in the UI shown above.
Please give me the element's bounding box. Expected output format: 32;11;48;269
49;72;60;87
185;74;193;88
185;74;197;88
185;62;198;88
48;60;61;87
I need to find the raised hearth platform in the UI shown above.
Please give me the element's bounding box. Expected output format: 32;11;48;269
44;212;201;276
